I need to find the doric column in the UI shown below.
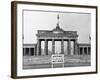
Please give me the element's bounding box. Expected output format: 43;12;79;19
82;48;84;55
37;40;39;56
29;48;31;56
23;48;26;56
87;47;88;55
88;47;90;55
37;39;41;56
61;39;64;54
45;39;48;55
33;48;35;56
35;45;37;56
78;47;80;55
39;40;41;55
72;41;74;55
74;39;78;55
52;39;55;54
67;40;71;55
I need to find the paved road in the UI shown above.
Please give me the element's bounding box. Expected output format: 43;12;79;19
23;55;91;69
23;62;90;69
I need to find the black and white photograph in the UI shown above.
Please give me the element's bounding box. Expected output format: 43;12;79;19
23;11;91;69
11;1;97;78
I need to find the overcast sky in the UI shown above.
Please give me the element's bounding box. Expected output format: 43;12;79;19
23;10;91;44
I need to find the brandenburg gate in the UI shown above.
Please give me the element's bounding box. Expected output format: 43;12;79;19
36;15;78;56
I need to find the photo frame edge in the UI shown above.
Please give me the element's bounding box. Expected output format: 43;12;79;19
11;1;98;79
11;1;17;78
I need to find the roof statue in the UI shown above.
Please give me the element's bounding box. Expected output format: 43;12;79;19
52;14;64;33
57;14;60;28
36;14;78;38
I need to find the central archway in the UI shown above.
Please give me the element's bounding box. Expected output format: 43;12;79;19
55;41;61;54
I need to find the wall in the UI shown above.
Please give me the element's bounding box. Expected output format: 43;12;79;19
0;0;99;80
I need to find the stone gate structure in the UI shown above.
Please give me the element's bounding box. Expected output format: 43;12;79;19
36;15;78;56
23;15;91;56
36;25;78;56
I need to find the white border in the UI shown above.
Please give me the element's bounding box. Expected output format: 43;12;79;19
17;3;96;76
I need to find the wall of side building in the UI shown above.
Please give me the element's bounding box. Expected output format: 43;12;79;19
23;44;37;56
78;44;91;55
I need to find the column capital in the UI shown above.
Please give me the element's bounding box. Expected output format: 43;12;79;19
74;39;78;42
68;39;71;41
52;39;55;41
44;39;48;40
